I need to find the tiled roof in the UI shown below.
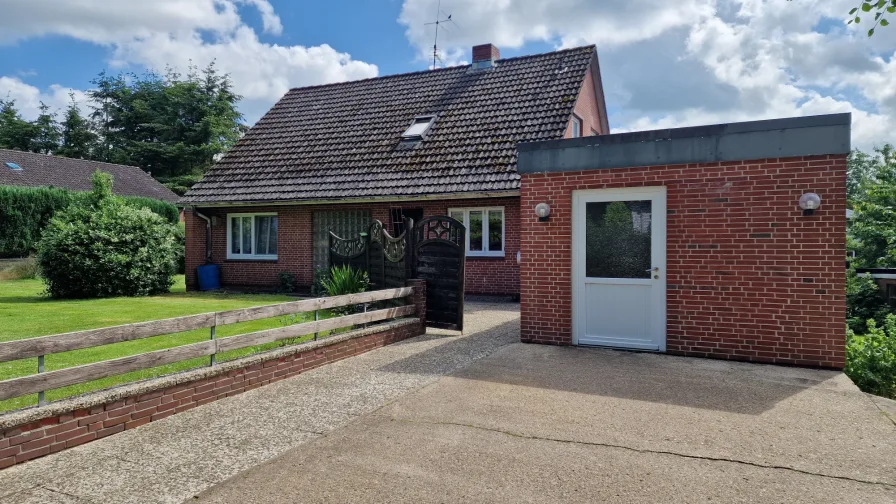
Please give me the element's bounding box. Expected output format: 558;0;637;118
0;149;179;203
183;45;597;204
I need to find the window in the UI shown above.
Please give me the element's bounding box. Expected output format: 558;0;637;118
448;207;505;257
5;162;22;170
570;116;582;138
401;115;436;140
590;128;599;136
227;213;278;260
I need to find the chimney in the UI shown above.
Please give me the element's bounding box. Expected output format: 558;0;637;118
472;43;500;69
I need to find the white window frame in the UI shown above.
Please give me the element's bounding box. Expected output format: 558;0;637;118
448;207;505;257
571;115;582;138
401;115;436;140
226;213;278;260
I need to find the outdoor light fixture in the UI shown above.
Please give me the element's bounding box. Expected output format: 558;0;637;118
535;202;551;222
799;192;821;216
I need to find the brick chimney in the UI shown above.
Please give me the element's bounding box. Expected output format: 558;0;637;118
472;43;500;69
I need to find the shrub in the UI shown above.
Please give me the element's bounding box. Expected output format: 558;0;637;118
321;265;369;315
174;222;186;274
311;267;329;297
846;270;892;333
0;180;178;258
278;271;297;293
36;172;179;299
845;315;896;399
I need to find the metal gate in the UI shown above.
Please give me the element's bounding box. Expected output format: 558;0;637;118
328;215;465;330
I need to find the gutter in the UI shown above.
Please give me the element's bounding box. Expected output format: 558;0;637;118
192;208;213;263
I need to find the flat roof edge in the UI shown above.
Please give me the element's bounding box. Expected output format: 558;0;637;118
518;113;851;174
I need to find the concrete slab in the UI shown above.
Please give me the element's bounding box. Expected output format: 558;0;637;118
195;343;896;503
0;301;520;504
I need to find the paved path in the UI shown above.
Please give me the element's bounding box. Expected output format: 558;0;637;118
0;301;520;504
198;343;896;504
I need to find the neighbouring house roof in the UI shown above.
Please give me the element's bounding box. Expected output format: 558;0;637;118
0;149;179;204
182;45;601;205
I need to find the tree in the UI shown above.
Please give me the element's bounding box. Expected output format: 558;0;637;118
29;102;61;154
0;99;37;151
849;144;896;268
56;92;97;159
848;0;896;36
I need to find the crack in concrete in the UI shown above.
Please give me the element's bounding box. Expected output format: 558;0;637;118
36;484;98;503
398;418;896;490
864;394;896;429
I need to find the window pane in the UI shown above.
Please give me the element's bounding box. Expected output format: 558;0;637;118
255;216;270;255
231;217;241;254
241;217;252;255
585;200;652;278
268;216;278;255
488;210;503;251
469;211;483;251
449;211;464;223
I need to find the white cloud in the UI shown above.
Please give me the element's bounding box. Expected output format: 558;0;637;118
400;0;896;151
0;77;87;118
0;0;377;122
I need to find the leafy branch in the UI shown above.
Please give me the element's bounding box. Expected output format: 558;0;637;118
849;0;896;36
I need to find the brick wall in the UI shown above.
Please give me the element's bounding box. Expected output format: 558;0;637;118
0;318;424;470
520;155;847;368
186;197;521;296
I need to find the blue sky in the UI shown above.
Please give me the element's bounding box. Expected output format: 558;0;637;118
0;0;894;150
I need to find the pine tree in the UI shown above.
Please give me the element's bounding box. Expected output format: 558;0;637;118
57;93;97;159
29;102;62;154
0;98;37;151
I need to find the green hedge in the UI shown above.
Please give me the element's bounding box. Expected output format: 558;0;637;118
0;185;178;258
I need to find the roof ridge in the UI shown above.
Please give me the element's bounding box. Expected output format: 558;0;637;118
286;44;597;93
0;148;145;173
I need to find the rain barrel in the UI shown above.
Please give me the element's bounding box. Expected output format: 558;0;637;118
197;264;221;291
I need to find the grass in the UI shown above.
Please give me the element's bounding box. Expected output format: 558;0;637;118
0;276;334;413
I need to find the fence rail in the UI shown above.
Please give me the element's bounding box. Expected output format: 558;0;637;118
0;287;416;404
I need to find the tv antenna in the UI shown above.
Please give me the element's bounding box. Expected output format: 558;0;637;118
425;0;460;68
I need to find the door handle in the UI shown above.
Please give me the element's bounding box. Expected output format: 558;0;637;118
645;267;659;272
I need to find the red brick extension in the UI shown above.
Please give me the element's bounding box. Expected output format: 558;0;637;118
0;281;426;470
186;197;521;296
520;155;847;368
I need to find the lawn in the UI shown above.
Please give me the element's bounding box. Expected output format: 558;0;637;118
0;276;329;413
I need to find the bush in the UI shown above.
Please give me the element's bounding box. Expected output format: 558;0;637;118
321;265;369;315
36;172;179;298
846;270;892;333
845;315;896;399
311;267;329;297
278;271;297;293
174;222;186;274
0;180;178;258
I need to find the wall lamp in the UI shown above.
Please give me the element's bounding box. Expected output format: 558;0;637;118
535;203;551;222
799;192;821;216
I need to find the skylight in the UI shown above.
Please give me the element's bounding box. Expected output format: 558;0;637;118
401;115;436;140
5;162;22;170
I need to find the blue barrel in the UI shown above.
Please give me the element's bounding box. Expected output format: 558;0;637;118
196;264;221;291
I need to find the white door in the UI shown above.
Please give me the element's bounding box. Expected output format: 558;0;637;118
572;187;666;351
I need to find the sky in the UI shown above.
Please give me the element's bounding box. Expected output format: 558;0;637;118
0;0;894;151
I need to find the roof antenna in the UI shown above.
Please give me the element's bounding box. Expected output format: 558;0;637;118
424;0;459;69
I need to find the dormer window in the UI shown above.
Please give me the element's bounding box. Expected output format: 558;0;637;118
401;115;436;141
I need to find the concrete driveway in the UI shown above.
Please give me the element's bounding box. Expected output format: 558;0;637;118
197;343;896;503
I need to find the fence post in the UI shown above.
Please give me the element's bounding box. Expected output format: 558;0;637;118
209;324;217;366
314;310;319;340
404;217;415;285
37;355;46;406
407;279;427;328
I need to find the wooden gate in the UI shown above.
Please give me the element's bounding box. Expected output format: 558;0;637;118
328;215;465;331
412;216;465;331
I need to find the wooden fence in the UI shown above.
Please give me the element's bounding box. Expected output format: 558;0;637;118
0;287;417;405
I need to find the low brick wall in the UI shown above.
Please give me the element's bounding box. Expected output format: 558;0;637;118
0;316;424;470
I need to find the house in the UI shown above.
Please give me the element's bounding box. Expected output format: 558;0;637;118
854;268;896;308
180;44;609;295
0;148;179;204
517;114;849;368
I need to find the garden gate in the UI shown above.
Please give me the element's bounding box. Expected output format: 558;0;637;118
328;216;465;330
